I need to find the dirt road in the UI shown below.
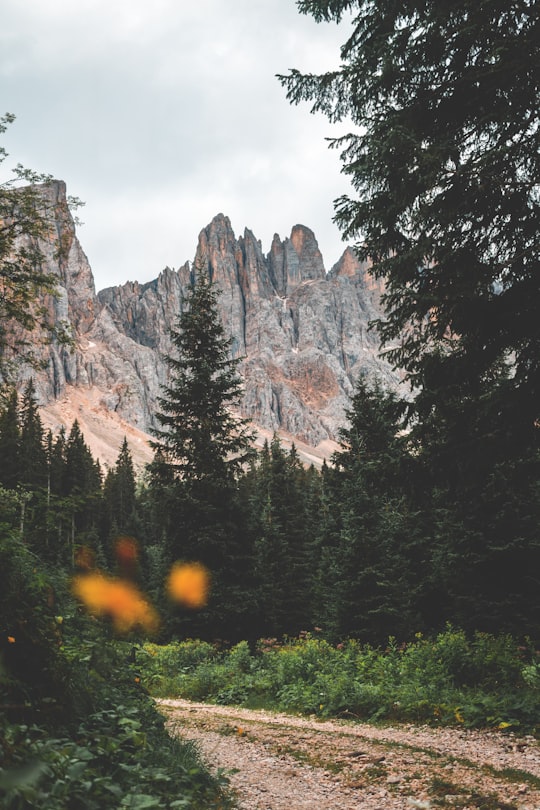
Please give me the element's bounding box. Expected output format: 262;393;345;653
159;699;540;810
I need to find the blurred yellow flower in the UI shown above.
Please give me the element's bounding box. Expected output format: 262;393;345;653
74;545;96;570
167;562;210;609
72;572;159;634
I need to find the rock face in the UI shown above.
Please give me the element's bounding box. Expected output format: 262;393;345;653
18;182;402;450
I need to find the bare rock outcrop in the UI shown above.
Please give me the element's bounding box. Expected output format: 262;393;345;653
16;182;403;451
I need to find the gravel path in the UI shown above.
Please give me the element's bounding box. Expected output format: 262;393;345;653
159;699;540;810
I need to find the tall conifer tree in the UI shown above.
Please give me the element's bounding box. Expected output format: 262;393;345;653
0;388;20;489
151;269;256;639
281;0;540;637
19;378;47;490
152;270;254;486
103;437;137;535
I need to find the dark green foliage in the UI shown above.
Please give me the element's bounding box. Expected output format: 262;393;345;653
152;270;254;485
317;377;423;642
0;528;232;809
137;630;540;735
241;437;318;637
19;379;47;490
63;420;102;498
149;270;258;640
0;526;71;722
281;2;540;427
103;437;137;531
102;437;141;569
279;0;540;642
0;389;20;489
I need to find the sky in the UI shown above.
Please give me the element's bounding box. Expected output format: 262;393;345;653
1;0;355;292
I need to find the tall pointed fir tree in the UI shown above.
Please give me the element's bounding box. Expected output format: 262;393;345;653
19;378;47;491
0;388;20;489
280;1;540;638
60;420;103;565
245;436;316;637
152;270;254;485
151;269;256;639
103;438;138;537
321;377;423;642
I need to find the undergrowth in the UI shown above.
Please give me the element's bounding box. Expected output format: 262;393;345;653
138;630;540;735
0;532;232;809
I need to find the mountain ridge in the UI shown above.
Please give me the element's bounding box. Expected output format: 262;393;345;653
14;181;403;466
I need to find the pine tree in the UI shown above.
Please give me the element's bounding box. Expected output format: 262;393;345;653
324;377;422;642
59;421;103;562
280;2;540;447
281;1;540;638
0;388;20;489
152;270;254;486
64;421;101;498
19;378;47;490
48;428;66;496
246;436;318;637
103;437;137;536
150;270;256;639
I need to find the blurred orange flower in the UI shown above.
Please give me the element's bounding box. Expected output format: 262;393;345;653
167;562;210;609
7;636;15;644
74;545;96;570
72;572;159;634
115;536;139;565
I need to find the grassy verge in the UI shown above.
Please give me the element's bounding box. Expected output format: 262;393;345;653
136;630;540;735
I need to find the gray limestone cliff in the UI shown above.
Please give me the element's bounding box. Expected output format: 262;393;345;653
17;183;403;448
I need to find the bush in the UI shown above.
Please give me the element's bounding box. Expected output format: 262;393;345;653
137;630;540;735
0;529;232;809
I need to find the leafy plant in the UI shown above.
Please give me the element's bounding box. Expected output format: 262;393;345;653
138;630;540;735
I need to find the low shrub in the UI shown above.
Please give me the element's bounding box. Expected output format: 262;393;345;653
0;531;233;810
137;629;540;735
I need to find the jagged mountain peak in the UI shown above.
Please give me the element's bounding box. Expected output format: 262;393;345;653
15;185;402;461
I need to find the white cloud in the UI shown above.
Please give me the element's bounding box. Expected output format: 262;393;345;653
1;0;354;290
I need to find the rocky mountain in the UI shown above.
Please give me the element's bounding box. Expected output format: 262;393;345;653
15;181;403;465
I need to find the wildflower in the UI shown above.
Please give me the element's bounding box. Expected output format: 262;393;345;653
167;562;210;609
454;708;465;724
7;636;15;644
72;572;159;634
75;545;96;570
115;536;139;567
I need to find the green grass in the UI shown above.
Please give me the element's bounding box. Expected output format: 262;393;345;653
136;629;540;736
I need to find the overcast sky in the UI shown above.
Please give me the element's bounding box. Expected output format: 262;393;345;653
1;0;355;292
